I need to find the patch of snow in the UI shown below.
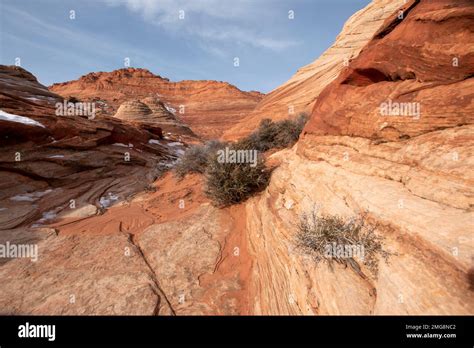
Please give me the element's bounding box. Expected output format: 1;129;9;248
158;157;179;169
39;211;56;222
112;143;133;148
26;97;43;102
31;210;57;227
148;139;161;145
165;105;176;114
167;142;183;147
99;192;119;208
0;208;7;211
48;155;65;158
10;189;52;202
0;110;45;128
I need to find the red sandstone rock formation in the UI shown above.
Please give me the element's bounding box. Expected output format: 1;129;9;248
222;0;407;140
114;97;196;138
304;0;474;141
0;64;179;234
0;0;472;316
244;0;474;314
50;68;264;139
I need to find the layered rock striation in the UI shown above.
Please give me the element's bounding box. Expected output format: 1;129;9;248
222;0;407;140
244;0;474;314
114;98;195;137
50;68;264;139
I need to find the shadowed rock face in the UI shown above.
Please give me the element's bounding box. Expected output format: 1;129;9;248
0;65;63;118
50;68;264;139
140;97;175;121
0;65;186;314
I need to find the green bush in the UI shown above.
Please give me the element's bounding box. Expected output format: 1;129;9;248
296;210;389;277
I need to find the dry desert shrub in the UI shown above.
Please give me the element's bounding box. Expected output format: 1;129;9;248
204;149;270;207
174;114;308;206
236;113;308;151
296;209;390;277
174;140;225;178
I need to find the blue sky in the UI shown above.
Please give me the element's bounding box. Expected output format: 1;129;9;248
0;0;369;93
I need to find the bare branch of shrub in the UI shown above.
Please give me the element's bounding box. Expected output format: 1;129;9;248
296;209;390;277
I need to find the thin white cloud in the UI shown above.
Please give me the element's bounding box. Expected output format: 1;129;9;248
104;0;301;54
2;5;141;61
1;4;206;79
105;0;262;23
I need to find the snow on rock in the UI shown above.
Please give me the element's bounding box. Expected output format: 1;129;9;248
10;189;53;202
0;110;45;128
31;210;58;227
99;192;119;208
164;105;176;114
39;211;57;223
112;143;133;148
167;142;183;147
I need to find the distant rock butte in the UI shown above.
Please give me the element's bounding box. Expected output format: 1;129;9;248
50;68;264;139
222;0;407;140
114;98;196;137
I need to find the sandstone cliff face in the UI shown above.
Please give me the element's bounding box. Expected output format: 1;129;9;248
115;97;196;137
244;0;474;314
1;0;472;316
0;65;189;314
222;0;407;140
50;68;264;139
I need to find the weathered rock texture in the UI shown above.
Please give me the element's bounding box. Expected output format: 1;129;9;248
114;99;153;120
0;65;180;230
244;0;474;314
1;0;473;316
50;68;264;139
0;65;188;314
115;98;195;137
223;0;407;140
0;172;250;315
